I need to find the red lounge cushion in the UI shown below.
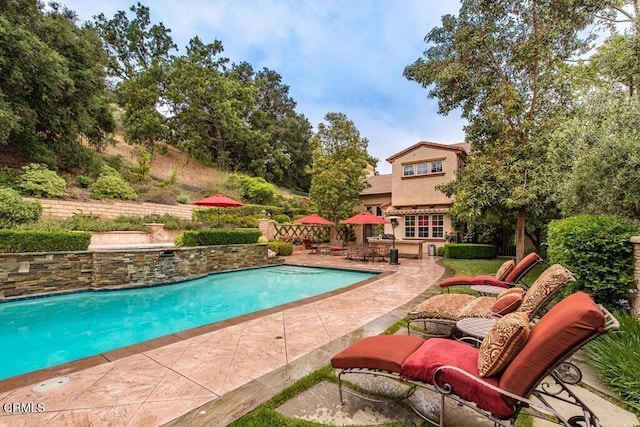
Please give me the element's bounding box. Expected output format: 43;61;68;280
331;335;425;373
439;276;474;288
401;339;515;419
504;252;541;283
500;292;605;399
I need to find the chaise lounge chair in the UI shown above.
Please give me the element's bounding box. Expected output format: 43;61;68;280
407;263;574;336
439;252;543;292
331;291;619;426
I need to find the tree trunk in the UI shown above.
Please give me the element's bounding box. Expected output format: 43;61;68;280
515;210;526;263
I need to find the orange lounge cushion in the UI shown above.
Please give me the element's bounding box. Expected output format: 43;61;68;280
503;252;542;283
500;292;605;399
477;312;530;377
439;275;474;288
331;335;425;373
401;338;515;419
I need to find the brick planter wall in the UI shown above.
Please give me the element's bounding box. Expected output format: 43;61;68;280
0;245;279;300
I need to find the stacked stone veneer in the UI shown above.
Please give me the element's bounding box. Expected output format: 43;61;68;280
25;197;195;220
0;244;279;300
632;236;640;315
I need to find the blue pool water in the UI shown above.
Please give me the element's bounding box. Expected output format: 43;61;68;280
0;265;376;380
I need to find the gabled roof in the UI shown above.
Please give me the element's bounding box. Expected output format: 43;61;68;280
386;141;469;163
360;174;391;195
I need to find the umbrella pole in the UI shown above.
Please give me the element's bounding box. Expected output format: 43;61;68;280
217;208;221;228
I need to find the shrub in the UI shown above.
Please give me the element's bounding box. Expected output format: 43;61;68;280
77;175;94;188
257;236;268;244
225;173;275;204
443;243;496;259
17;163;67;198
547;215;637;310
0;188;42;228
0;230;91;252
90;165;137;200
177;193;190;204
175;230;262;246
272;214;291;223
268;240;293;256
583;311;640;416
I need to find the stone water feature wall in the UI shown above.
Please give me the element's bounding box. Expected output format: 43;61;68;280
0;244;278;300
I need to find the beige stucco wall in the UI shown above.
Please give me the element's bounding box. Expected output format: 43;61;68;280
389;145;459;207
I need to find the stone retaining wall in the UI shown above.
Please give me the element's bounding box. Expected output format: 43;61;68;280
0;244;277;300
25;197;195;221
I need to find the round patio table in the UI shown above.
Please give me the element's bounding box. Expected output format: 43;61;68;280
455;317;496;339
470;284;508;296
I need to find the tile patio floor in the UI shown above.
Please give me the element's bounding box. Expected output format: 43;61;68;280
0;252;444;426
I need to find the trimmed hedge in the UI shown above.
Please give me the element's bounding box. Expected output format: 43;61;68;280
268;240;293;256
0;230;91;253
547;214;637;310
175;230;262;246
444;243;496;259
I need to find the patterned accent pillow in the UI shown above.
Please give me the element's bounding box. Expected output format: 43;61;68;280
408;294;476;321
495;259;516;281
492;288;525;315
477;312;530;377
517;264;573;317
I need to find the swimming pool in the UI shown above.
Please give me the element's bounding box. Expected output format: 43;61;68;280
0;265;377;381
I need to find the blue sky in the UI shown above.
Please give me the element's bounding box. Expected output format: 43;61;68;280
60;1;466;174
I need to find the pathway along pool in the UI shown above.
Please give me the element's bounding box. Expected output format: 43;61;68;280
0;265;377;380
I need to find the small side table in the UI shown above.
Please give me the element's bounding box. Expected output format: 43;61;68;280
470;284;508;296
455;317;496;339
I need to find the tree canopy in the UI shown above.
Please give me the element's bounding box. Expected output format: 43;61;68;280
308;113;370;224
91;4;314;191
405;0;608;260
0;0;115;168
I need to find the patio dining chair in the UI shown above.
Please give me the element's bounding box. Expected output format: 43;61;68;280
331;291;619;426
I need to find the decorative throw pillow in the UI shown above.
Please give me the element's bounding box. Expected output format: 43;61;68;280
492;288;525;315
517;264;573;317
477;312;530;377
495;259;516;281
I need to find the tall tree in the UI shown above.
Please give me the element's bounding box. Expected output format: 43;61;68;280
405;0;607;260
309;113;370;224
0;0;114;167
250;68;313;191
92;3;176;150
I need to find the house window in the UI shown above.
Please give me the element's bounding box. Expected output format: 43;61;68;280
365;205;383;216
405;214;445;239
432;214;444;238
402;159;445;177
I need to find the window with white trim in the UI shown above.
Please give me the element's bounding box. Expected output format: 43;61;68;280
404;214;445;238
402;160;445;177
365;205;383;216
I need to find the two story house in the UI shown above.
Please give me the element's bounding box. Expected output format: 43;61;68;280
358;141;469;256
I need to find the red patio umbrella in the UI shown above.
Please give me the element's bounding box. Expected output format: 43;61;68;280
341;211;390;225
192;194;243;228
294;213;334;225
